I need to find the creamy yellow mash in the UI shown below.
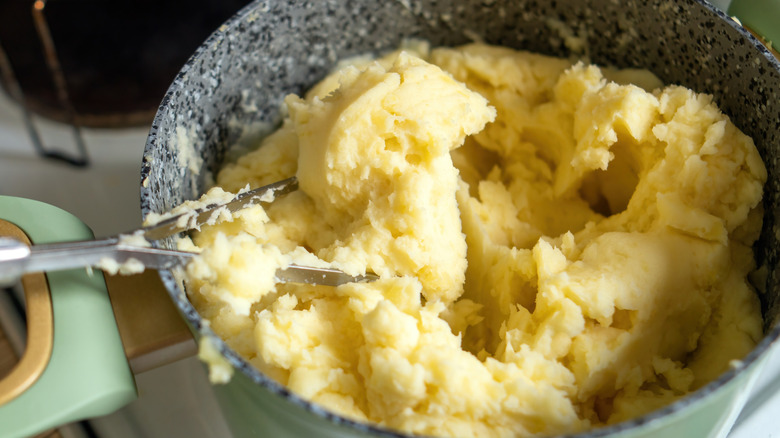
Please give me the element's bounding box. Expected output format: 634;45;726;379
177;43;765;437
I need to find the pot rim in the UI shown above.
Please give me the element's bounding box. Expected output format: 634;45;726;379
140;0;780;436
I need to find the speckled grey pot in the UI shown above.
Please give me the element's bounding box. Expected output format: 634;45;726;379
141;1;780;437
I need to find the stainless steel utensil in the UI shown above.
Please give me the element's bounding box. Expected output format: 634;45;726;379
0;177;377;288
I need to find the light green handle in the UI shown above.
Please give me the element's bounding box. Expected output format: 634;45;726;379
729;0;780;48
0;196;136;438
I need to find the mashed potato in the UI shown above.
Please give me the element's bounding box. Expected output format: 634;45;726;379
177;43;766;437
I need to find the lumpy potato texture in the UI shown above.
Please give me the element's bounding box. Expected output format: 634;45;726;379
180;43;766;437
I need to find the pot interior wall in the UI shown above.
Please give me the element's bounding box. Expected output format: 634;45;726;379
141;0;780;348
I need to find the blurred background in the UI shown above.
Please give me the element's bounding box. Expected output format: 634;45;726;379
0;0;250;235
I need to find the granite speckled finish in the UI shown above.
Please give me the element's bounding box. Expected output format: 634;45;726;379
140;0;780;437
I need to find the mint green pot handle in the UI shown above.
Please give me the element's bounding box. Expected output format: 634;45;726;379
0;196;136;438
729;0;780;47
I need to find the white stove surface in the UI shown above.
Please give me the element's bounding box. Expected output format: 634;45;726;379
1;8;779;434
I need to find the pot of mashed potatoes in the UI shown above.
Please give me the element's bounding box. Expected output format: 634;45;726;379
140;1;780;438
